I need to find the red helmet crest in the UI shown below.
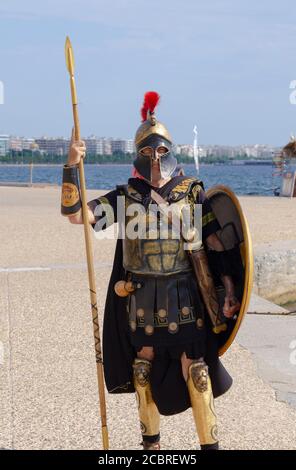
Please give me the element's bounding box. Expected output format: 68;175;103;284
141;91;160;122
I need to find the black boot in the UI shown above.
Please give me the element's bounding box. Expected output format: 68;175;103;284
141;433;160;450
200;442;219;450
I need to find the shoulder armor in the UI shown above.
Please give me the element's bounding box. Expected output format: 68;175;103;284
116;184;127;194
168;177;204;202
116;183;142;202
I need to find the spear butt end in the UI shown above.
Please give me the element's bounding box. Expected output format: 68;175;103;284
102;426;109;450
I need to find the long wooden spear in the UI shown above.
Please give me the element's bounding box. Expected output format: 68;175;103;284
64;36;109;450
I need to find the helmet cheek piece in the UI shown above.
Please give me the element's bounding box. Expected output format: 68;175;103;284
133;153;152;181
159;151;177;179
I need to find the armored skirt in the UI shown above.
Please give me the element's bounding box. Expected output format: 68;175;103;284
126;270;207;362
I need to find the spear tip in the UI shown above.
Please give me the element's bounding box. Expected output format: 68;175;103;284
65;36;75;75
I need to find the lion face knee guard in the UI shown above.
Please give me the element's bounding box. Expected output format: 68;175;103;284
187;359;218;447
133;358;160;437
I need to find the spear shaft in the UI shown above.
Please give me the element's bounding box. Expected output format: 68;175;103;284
65;36;109;450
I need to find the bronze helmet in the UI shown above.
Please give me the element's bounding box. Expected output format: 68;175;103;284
134;91;177;181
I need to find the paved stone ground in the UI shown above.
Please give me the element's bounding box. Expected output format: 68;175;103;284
1;187;296;450
237;314;296;410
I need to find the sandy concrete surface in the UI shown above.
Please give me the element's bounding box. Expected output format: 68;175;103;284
0;186;296;450
238;195;296;246
237;314;296;409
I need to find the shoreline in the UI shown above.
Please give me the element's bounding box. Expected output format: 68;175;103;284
0;180;278;195
0;161;274;166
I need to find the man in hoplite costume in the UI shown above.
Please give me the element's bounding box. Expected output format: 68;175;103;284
61;92;241;450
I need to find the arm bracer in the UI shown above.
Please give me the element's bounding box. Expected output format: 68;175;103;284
61;164;82;216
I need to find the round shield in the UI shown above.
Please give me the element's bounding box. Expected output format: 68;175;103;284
205;185;254;356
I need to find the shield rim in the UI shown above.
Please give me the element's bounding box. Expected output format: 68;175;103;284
205;184;254;356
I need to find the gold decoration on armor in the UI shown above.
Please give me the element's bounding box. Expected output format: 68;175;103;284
61;182;80;207
114;280;138;297
170;178;197;198
136;308;145;318
191;361;208;392
145;325;154;335
168;322;178;333
187;359;218;446
96;196;115;228
134;305;196;329
133;358;151;387
158;308;167;319
181;306;190;316
133;359;160;437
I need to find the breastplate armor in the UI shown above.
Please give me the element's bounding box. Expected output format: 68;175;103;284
122;182;201;275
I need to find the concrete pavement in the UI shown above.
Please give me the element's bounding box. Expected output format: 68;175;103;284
237;313;296;409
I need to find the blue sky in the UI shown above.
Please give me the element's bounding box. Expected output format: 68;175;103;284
0;0;296;145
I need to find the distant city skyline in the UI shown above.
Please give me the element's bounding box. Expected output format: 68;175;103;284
0;133;280;159
1;1;296;145
0;132;283;146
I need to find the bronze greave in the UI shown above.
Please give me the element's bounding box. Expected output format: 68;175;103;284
187;359;218;446
133;358;160;437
